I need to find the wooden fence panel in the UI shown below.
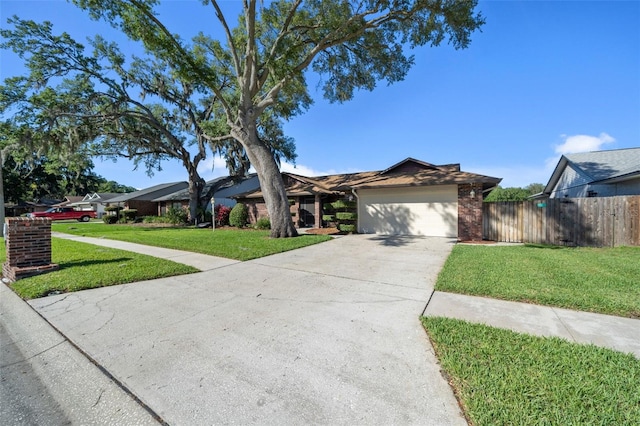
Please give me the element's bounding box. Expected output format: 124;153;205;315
483;196;640;247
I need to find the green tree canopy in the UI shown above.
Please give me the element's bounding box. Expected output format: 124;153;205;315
484;184;546;202
67;0;485;237
1;17;296;223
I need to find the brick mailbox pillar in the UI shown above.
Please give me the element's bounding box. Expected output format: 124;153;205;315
2;217;59;282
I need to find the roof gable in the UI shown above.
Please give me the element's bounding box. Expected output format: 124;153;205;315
380;158;442;175
544;147;640;194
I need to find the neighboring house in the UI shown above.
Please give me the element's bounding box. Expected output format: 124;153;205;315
53;196;84;208
5;201;57;217
235;158;501;241
70;193;121;218
106;182;189;216
152;175;261;215
540;147;640;199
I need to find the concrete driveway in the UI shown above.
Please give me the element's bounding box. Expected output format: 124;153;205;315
30;235;464;425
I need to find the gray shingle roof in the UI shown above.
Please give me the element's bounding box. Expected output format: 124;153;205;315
151;176;232;202
108;182;188;203
565;147;640;181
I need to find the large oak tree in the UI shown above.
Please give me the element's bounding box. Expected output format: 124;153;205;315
1;18;295;223
69;0;485;237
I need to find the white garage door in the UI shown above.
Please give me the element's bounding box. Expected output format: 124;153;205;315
357;185;458;237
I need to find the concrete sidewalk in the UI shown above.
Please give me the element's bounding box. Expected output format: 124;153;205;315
0;283;159;425
52;232;240;271
423;291;640;358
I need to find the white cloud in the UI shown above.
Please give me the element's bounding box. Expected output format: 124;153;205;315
280;161;361;177
545;132;616;171
197;156;359;179
554;132;615;155
197;155;231;178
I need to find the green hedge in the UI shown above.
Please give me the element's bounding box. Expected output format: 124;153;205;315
330;199;356;210
335;212;357;221
338;224;356;233
322;214;335;221
103;215;118;224
121;209;137;221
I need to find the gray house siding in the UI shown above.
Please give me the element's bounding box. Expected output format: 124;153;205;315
549;164;592;198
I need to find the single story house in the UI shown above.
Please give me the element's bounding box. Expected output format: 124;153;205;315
4;200;59;217
152;175;260;215
70;193;121;218
106;182;189;216
538;147;640;199
53;196;84;208
235;158;502;241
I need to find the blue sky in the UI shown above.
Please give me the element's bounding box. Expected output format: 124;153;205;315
2;0;639;189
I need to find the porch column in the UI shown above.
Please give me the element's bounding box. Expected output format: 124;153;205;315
315;194;322;228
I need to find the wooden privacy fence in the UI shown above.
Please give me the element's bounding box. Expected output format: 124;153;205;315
483;196;640;247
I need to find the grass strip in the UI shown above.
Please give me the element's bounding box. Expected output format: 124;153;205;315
52;223;332;261
435;244;640;318
5;238;198;299
423;317;640;426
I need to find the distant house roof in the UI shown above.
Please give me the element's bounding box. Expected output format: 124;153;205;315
151;175;259;202
237;158;501;199
543;147;640;194
108;182;189;203
88;192;121;201
54;196;84;207
152;176;233;202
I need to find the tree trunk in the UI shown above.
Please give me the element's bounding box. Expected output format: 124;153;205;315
232;115;297;238
186;164;204;224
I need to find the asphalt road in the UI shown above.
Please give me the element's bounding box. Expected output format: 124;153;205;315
0;321;70;425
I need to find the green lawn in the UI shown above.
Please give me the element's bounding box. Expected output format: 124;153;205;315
2;237;197;299
52;222;332;261
425;243;640;425
423;317;640;426
435;244;640;318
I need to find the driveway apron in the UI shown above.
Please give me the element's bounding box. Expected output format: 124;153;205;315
29;235;464;425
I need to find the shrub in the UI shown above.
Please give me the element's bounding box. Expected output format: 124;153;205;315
322;214;335;221
335;212;357;221
255;217;271;230
142;216;172;224
166;206;189;225
214;204;232;227
121;209;137;221
103;215;118;224
338;223;356;233
229;203;248;228
330;199;356;210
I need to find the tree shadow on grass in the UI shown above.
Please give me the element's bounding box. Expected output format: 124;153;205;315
56;257;135;270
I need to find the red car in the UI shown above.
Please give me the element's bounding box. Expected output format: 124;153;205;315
28;207;97;222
